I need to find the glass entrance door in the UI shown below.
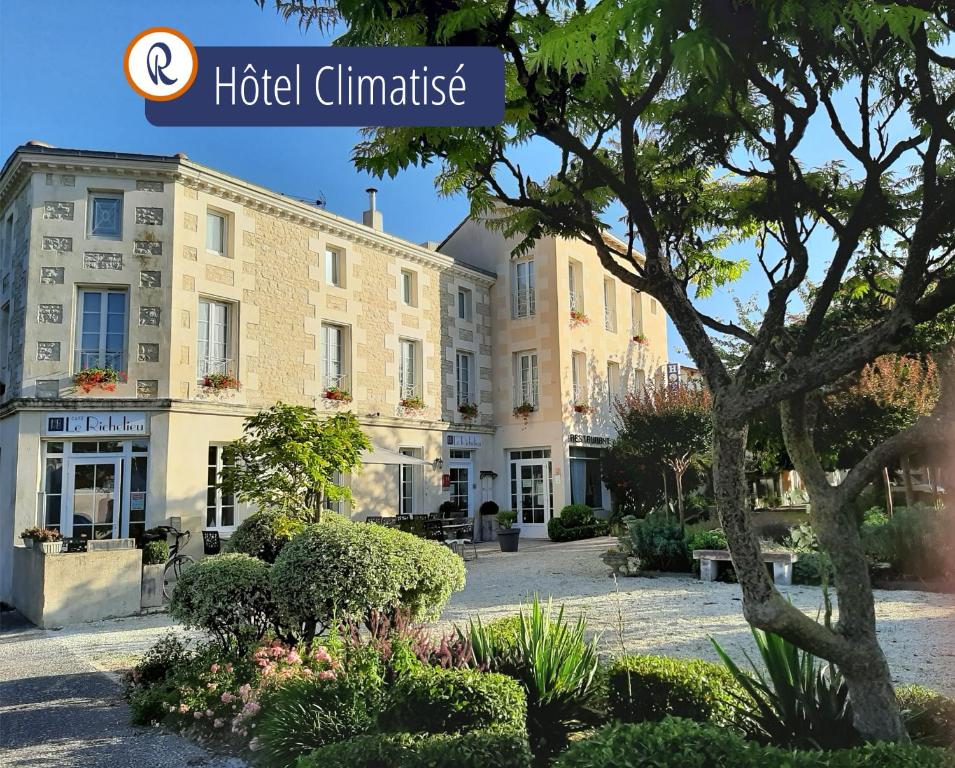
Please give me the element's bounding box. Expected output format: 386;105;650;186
65;459;121;540
516;461;550;535
448;464;472;516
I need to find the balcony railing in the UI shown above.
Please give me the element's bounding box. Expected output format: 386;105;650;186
323;372;350;392
572;384;585;404
569;291;581;313
604;307;616;331
400;382;419;401
515;384;539;408
198;356;233;379
76;350;124;372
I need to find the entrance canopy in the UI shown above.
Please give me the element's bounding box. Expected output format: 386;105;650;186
361;444;432;466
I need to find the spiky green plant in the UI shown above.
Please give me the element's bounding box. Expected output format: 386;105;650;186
711;628;860;749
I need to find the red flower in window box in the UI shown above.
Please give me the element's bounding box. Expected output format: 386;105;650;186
323;386;353;403
400;395;426;411
573;402;593;414
570;309;590;327
73;367;126;393
632;333;648;344
202;373;241;391
458;402;479;419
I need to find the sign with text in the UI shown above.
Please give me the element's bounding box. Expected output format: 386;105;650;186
143;45;505;127
44;412;148;437
446;433;483;448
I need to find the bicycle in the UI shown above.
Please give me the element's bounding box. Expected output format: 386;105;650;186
157;525;195;600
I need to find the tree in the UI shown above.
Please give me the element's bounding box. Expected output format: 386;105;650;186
219;403;370;521
263;0;955;740
609;385;713;524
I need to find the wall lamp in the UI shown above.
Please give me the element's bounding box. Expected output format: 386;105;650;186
433;457;444;471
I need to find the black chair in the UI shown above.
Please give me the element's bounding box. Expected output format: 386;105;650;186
395;513;412;522
201;530;221;556
423;519;446;542
445;522;477;561
365;516;384;525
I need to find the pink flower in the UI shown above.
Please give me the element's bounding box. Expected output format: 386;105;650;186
221;691;234;704
225;664;233;673
205;709;214;718
318;670;336;680
210;663;220;673
239;683;252;701
243;701;261;716
313;647;332;664
214;718;224;729
178;704;190;714
286;650;302;665
193;711;203;720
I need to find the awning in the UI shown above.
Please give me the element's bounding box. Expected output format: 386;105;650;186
361;444;432;466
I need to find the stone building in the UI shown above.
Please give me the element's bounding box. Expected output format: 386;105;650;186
0;142;667;603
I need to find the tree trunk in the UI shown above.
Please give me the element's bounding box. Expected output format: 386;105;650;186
901;456;915;508
674;467;685;526
882;466;894;518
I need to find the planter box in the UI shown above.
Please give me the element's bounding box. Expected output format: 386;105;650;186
141;563;165;609
38;541;63;555
480;516;498;542
87;538;136;551
12;545;143;628
20;538;33;549
498;528;520;552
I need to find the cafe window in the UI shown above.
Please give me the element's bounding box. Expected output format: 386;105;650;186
570;447;605;510
207;444;236;530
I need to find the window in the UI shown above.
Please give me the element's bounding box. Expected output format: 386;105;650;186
399;339;419;399
2;213;13;272
570;447;605;509
631;291;641;334
401;269;417;306
568;260;583;313
512;260;536;318
571;351;586;404
607;362;621;407
631;367;646;395
42;443;64;532
325;247;343;287
399;447;423;515
207;445;236;530
88;193;123;238
456;351;473;406
321;323;347;391
514;351;539;408
457;287;473;321
604;277;617;331
323;470;345;515
197;298;232;379
206;210;227;256
650;297;658;315
75;289;127;371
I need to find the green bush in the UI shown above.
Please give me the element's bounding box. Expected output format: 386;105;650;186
380;667;526;736
297;731;533;768
897;684;955;748
169;553;276;652
257;671;385;768
142;539;168;565
553;718;955;768
226;508;306;563
469;615;522;664
123;634;195;725
792;551;835;586
607;655;739;725
861;507;953;580
624;513;690;571
685;527;727;552
270;522;465;639
549;505;608;541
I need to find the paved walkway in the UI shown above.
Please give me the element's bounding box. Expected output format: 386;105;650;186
0;611;243;768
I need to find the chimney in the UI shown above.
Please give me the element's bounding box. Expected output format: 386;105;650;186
362;187;383;231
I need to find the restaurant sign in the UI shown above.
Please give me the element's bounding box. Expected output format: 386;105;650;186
44;412;148;437
446;433;482;448
569;434;612;446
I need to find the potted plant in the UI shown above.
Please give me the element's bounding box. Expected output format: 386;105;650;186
141;538;169;609
20;527;42;548
478;500;499;541
513;402;536;425
202;372;241;392
323;386;353;403
632;333;648;344
21;527;63;553
496;509;520;552
573;402;592;414
400;395;426;411
570;309;590;327
73;366;126;393
457;401;479;420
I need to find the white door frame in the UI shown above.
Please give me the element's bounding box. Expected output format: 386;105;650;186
63;456;126;539
513;458;551;537
448;459;473;517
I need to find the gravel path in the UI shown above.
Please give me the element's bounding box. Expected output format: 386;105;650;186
1;536;952;767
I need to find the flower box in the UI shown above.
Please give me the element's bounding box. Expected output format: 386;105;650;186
20;527;62;546
632;333;648;344
73;367;126;393
202;373;241;392
570;310;590;326
323;386;353;403
513;402;536;421
400;396;426;411
457;402;479;419
573;403;593;414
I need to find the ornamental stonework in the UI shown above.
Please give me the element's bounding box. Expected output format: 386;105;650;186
37;341;60;361
205;265;234;286
41;236;72;252
84;252;123;270
43;201;73;220
37;304;63;324
184;212;198;231
140;270;161;288
134;240;162;256
138;343;160;362
183;245;198;261
135;207;163;225
40;267;65;285
140;307;161;326
137;380;158;398
136;180;164;192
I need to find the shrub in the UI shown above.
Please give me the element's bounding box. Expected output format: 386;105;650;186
479;500;500;518
861;506;953;580
792;551;835;586
142;539;168;565
257;670;385;768
625;513;690;571
226;509;306;564
124;634;195;725
548;504;606;542
270;522;464;640
468;614;522;665
553;718;955;768
380;667;526;736
685;527;727;553
169;553;276;652
607;655;739;726
897;684;955;748
298;731;534;768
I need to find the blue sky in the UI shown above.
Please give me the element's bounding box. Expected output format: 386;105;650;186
1;0;882;365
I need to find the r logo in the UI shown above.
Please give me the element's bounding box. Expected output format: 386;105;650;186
146;42;177;86
125;28;197;101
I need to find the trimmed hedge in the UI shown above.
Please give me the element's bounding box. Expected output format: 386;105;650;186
380;667;527;736
297;731;533;768
225;508;307;563
607;655;740;725
169;553;275;651
142;539;168;565
554;718;955;768
270;521;465;635
548;504;606;542
897;684;955;748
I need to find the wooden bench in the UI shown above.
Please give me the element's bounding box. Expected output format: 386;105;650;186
692;549;798;586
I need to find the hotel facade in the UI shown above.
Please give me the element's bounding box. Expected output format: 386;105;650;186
0;143;668;603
